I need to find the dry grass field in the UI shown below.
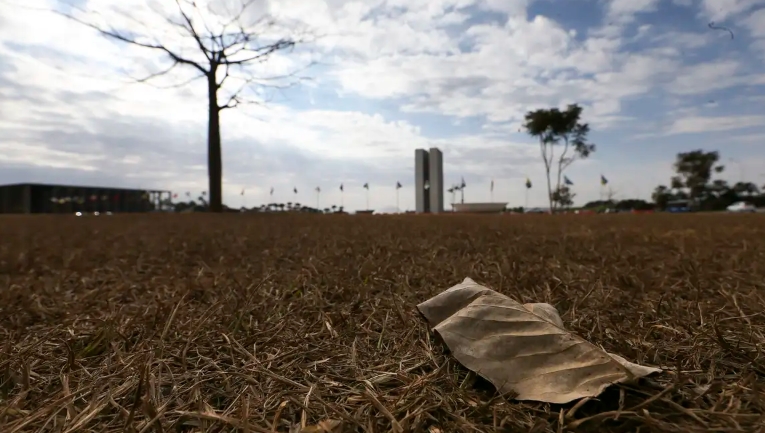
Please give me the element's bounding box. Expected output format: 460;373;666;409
1;213;764;433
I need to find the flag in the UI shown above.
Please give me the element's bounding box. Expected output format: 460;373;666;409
396;181;402;189
315;186;321;193
240;189;245;196
490;179;494;192
363;183;369;189
525;178;532;189
270;187;274;196
600;174;608;186
294;187;298;194
447;187;454;193
185;192;191;197
173;193;178;198
564;176;574;186
340;184;344;192
461;177;466;188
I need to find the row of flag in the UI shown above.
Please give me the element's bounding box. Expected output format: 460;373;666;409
469;174;609;193
239;175;610;196
257;182;386;196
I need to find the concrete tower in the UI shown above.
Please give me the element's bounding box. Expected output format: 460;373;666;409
414;147;444;213
414;149;430;213
428;147;444;213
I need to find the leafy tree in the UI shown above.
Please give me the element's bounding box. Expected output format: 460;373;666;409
672;150;725;201
709;179;730;197
732;181;759;196
651;185;672;210
551;186;575;209
58;1;313;212
614;199;653;211
522;104;595;212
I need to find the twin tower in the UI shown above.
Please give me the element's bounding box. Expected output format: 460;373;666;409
414;148;444;213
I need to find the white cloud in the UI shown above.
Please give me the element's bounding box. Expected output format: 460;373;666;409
743;7;765;38
699;0;765;22
1;0;764;210
606;0;662;22
667;115;765;134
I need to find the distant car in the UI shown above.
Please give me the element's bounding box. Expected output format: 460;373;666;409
525;208;547;214
75;211;112;216
726;201;757;213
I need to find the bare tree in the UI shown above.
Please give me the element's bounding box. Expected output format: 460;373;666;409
57;0;314;212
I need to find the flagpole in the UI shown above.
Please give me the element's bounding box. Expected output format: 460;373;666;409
366;189;370;210
396;189;400;213
525;188;529;210
316;190;320;210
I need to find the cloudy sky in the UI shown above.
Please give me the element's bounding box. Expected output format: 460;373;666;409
1;0;764;212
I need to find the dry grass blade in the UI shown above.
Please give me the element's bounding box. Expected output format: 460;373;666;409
1;213;764;433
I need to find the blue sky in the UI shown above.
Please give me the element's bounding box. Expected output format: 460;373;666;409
0;0;764;212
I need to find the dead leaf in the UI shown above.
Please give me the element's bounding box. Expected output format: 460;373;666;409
417;277;661;404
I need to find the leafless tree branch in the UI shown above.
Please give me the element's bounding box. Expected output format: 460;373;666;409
129;70;207;90
51;0;316;212
174;0;213;61
54;8;209;74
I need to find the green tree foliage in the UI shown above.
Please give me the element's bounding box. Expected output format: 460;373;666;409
651;150;765;211
732;181;760;196
672;150;725;201
522;104;595;213
551;186;575;209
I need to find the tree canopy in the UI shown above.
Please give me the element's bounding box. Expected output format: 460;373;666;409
522;104;596;213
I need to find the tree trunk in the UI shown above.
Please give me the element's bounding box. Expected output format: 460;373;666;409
541;140;554;214
207;71;223;213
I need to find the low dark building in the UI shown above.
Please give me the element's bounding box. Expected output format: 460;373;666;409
0;183;172;214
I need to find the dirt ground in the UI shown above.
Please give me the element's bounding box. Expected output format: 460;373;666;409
1;213;764;433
